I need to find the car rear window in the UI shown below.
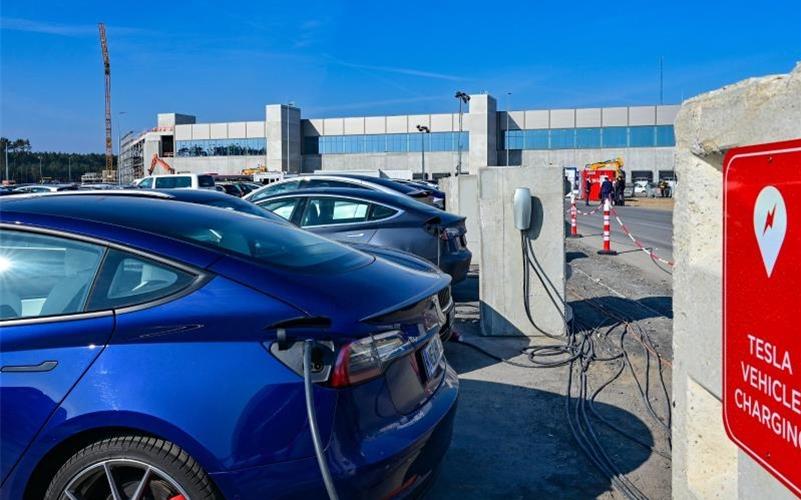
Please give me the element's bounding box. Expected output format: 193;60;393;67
156;176;191;188
198;175;215;188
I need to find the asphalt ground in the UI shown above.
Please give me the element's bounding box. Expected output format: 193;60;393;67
566;202;674;284
426;237;673;499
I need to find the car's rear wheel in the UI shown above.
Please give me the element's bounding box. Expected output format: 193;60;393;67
44;435;219;500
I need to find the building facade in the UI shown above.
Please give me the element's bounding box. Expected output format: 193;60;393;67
120;94;679;184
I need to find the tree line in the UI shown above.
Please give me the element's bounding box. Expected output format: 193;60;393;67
1;138;116;184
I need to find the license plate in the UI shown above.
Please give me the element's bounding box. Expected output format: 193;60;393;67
421;336;444;378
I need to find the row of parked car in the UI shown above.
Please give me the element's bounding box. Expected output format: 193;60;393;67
0;172;468;499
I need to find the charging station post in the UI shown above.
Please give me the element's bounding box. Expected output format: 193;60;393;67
478;166;566;337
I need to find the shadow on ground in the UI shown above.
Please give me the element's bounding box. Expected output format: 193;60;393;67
569;295;673;327
566;250;588;263
427;342;655;499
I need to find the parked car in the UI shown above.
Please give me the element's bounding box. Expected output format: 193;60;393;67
253;187;472;282
150;188;457;340
245;174;446;209
78;183;124;190
134;173;216;190
216;181;261;197
11;184;78;194
0;193;458;499
633;180;658;197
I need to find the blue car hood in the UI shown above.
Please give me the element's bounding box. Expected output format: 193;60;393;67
209;255;449;334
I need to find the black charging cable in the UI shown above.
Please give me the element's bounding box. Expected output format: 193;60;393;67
303;339;339;500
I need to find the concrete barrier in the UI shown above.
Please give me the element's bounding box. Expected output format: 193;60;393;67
672;62;801;498
440;175;481;263
478;166;566;337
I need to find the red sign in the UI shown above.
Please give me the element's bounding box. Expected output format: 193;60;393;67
724;138;801;494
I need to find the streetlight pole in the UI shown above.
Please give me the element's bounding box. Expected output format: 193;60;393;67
454;91;470;176
286;101;295;174
39;156;43;182
117;111;127;184
68;155;71;182
416;124;430;180
3;142;8;183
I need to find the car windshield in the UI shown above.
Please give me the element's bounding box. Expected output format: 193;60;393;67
3;197;372;274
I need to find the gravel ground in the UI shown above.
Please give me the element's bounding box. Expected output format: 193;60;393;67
426;239;672;499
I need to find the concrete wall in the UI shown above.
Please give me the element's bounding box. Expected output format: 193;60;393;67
521;147;674;182
478;166;566;337
499;105;680;130
306;151;466;176
672;62;801;499
439;175;480;262
170;156;266;175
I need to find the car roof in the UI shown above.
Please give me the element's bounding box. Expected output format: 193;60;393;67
0;193;258;228
257;187;442;214
330;174;424;194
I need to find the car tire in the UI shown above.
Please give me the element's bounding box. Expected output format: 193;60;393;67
44;435;220;500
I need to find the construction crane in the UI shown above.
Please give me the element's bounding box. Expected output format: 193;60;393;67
98;23;113;172
585;157;624;171
148;154;175;175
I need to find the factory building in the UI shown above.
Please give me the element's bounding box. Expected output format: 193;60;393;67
120;94;679;184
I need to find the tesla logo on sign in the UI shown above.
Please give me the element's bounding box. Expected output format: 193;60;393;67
724;139;801;496
753;186;787;277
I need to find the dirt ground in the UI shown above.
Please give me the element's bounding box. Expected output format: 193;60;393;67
625;197;674;211
426;239;673;499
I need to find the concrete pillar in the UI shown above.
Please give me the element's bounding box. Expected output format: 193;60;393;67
672;62;801;499
266;104;301;173
467;94;498;172
478;165;566;336
439;174;481;263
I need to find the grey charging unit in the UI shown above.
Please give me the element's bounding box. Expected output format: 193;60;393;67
513;187;532;231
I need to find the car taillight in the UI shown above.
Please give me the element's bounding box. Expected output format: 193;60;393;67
330;331;413;387
439;227;460;240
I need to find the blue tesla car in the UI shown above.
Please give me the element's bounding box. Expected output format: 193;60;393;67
0;194;458;499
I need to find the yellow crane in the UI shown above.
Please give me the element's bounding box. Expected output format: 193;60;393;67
585;157;624;171
98;23;113;172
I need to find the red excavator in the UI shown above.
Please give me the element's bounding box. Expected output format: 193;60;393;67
148;154;175;175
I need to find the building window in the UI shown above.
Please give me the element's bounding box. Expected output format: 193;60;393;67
504;130;524;150
549;128;576;149
655;125;675;147
524;130;549;149
629;126;656;147
575;128;601;149
175;138;266;157
602;127;628;148
313;132;467;155
500;125;674;150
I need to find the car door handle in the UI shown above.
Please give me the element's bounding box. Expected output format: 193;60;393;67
1;360;58;373
345;233;364;238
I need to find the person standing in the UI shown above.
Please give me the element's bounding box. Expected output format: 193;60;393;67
584;177;592;206
615;175;626;206
600;176;614;206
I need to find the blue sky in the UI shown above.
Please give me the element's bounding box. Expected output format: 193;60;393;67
1;0;799;152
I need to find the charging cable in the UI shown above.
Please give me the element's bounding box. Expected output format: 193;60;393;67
303;339;340;500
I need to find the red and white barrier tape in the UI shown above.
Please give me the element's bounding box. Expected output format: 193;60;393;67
609;208;674;267
566;204;602;217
